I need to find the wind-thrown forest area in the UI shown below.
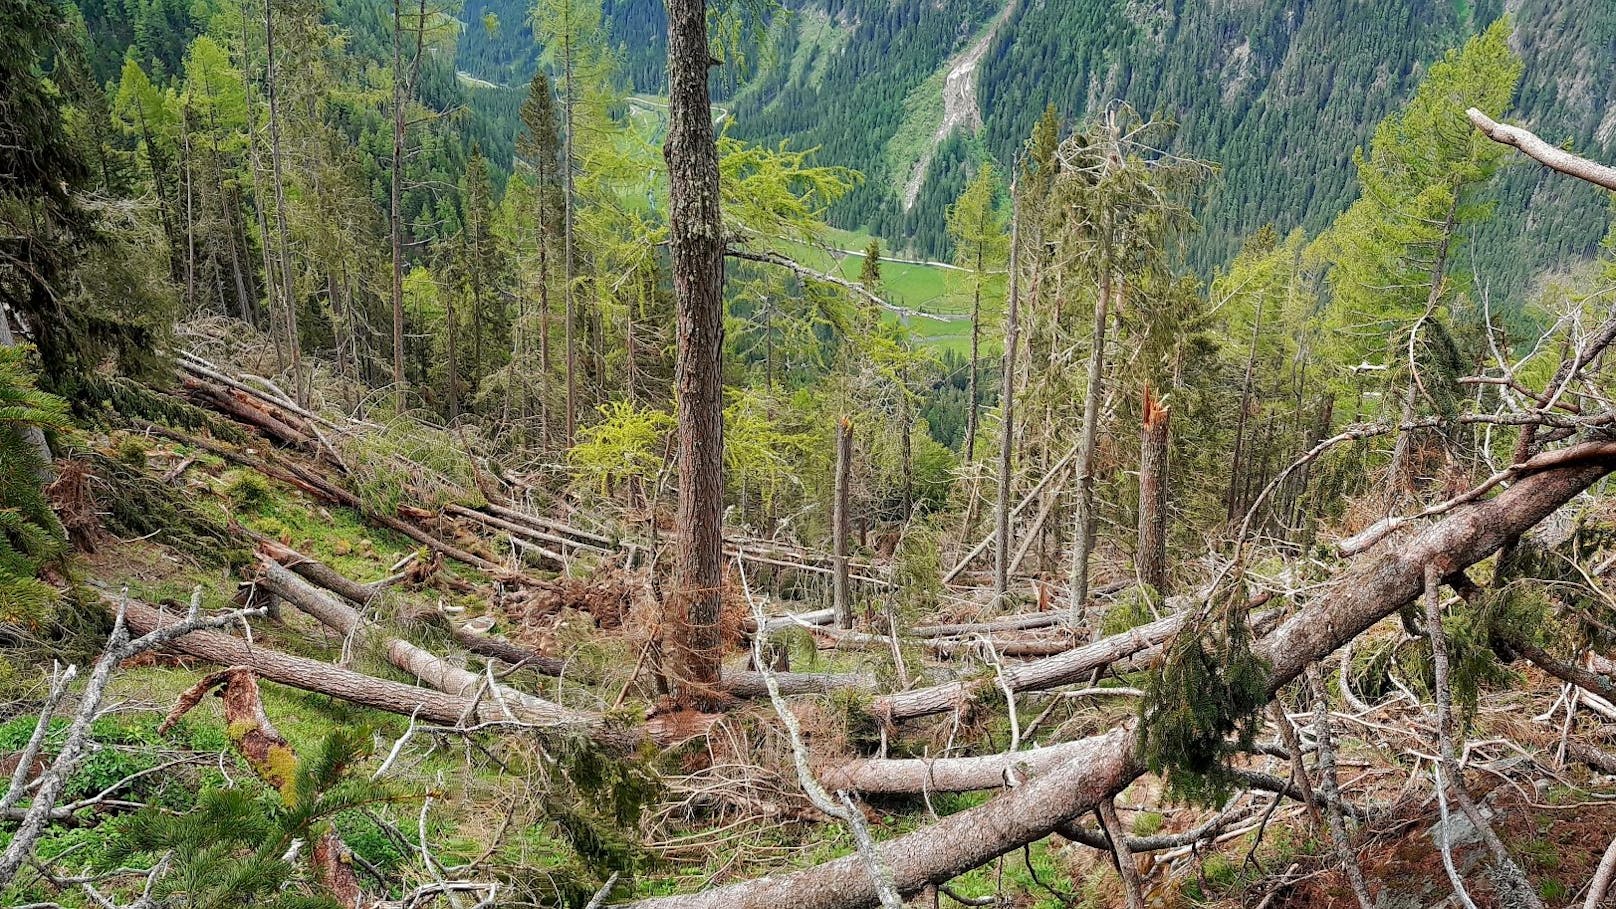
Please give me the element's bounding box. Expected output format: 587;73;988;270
6;0;1616;906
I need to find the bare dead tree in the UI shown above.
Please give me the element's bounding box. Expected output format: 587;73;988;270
833;416;854;628
1136;384;1169;598
992;183;1021;607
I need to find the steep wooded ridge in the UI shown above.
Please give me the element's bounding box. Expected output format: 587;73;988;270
10;0;1616;906
536;0;1615;294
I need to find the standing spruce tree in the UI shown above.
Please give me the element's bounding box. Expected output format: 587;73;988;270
946;162;1008;463
518;71;564;443
1310;20;1521;500
1052;107;1207;628
664;0;726;696
535;0;605;447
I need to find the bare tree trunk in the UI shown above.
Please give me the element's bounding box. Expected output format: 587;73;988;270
562;31;578;448
965;271;981;462
899;365;912;517
664;0;726;698
181;106;197;312
1097;797;1145;909
539;165;553;445
263;0;301;403
1307;664;1375;909
1136;384;1169;598
390;0;407;411
1068;248;1111;629
1227;293;1262;521
833;416;853;628
238;4;283;368
992;190;1020;607
1388;190;1458;503
446;273;459;419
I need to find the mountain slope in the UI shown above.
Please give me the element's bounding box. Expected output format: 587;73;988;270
472;0;1613;295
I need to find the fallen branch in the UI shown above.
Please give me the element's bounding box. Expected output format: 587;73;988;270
0;590;265;886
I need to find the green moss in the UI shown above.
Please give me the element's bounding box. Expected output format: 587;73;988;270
113;432;152;465
223;469;273;510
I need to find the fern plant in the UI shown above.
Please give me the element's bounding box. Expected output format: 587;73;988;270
0;344;70;629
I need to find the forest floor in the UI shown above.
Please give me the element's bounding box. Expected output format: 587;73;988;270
7;320;1616;908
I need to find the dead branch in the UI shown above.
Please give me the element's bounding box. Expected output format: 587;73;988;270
158;667;365;907
1467;108;1616;191
0;589;266;886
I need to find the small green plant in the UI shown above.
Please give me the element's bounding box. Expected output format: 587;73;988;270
102;726;396;909
568;401;673;497
114;432;152;465
1131;811;1165;837
224;470;274;511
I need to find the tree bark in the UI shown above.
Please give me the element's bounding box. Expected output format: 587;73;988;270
833;416;853;629
390;0;407;410
964;276;981;463
1467;108;1616;192
262;0;301;403
562;28;578;447
1136;384;1169;597
664;0;726;698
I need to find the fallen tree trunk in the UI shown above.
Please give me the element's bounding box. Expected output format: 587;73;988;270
117;595;705;747
448;502;612;555
117;597;519;727
908;581;1133;639
818;739;1098;794
721;670;878;698
255;559;591;730
871;609;1200;721
258;539;381;606
257;539;574;677
402;608;569;677
624;441;1616;909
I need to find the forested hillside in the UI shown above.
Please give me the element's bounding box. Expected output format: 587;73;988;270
7;0;1616;907
562;0;1616;301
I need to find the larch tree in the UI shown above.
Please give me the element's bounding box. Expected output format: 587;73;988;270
1309;19;1521;502
663;0;727;697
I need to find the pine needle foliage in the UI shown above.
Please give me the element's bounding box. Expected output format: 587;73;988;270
102;727;394;909
0;345;70;629
1139;586;1271;806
